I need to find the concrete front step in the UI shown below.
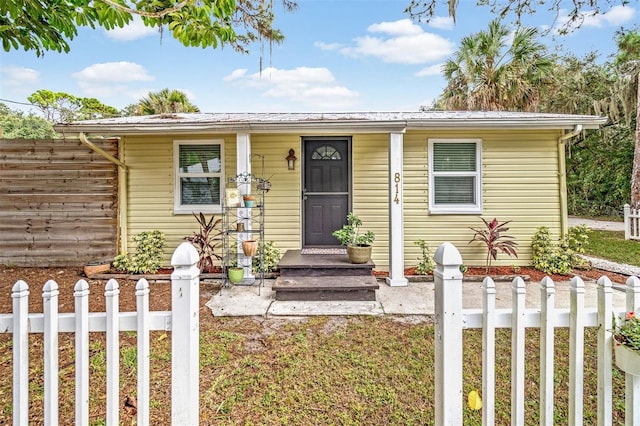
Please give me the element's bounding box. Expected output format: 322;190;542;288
273;276;379;301
277;249;375;277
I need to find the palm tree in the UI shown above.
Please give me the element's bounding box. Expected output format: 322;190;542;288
437;19;554;112
136;89;200;115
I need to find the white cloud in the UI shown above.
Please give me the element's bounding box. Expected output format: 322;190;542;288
415;64;443;77
0;65;40;87
314;41;343;51
223;69;248;82
367;19;424;36
334;19;454;64
72;62;154;83
224;66;359;109
105;15;158;41
71;62;155;102
428;16;455;30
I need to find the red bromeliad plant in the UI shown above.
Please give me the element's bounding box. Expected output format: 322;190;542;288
469;217;518;273
184;212;223;273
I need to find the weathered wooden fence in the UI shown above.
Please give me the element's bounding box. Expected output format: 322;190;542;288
0;242;200;425
0;138;118;266
624;203;640;240
434;242;640;425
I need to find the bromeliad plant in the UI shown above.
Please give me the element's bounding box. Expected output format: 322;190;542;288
613;311;640;353
184;212;223;273
468;217;518;273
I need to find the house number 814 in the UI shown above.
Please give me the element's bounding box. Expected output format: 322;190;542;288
394;172;401;204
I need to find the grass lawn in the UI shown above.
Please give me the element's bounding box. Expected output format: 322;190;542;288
584;230;640;266
1;317;628;425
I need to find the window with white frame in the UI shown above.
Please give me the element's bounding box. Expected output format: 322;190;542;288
174;140;223;213
428;139;482;214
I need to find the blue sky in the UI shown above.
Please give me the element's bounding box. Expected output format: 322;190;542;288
0;0;636;115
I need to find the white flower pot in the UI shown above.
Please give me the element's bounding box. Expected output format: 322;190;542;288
615;343;640;376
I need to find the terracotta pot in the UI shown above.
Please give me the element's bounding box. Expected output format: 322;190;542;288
84;261;111;276
615;343;640;376
346;245;372;264
242;240;258;256
228;267;244;284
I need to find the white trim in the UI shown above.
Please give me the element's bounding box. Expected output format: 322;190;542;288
387;132;408;287
173;139;225;214
428;138;482;214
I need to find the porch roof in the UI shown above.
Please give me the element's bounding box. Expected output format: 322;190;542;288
54;111;607;136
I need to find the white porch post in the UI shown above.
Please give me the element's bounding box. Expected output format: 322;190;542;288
236;133;253;278
386;132;408;286
236;132;252;185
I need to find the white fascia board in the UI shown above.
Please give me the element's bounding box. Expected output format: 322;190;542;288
406;117;607;130
55;121;409;135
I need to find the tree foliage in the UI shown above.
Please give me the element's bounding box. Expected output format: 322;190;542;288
405;0;634;33
0;103;58;139
1;0;298;56
134;89;200;115
436;19;554;111
27;90;120;123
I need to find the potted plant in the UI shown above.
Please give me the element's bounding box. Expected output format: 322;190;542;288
227;266;245;284
242;239;258;256
243;194;256;208
613;311;640;376
332;212;375;264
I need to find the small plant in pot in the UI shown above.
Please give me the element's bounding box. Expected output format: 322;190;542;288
332;212;375;264
612;311;640;376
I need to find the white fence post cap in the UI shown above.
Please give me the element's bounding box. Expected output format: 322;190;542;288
434;242;463;266
171;242;199;268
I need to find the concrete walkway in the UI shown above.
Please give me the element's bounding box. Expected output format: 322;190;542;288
205;277;628;317
206;217;631;318
568;216;624;232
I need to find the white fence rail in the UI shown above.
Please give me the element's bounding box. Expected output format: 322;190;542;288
624;203;640;240
0;242;200;426
434;242;640;425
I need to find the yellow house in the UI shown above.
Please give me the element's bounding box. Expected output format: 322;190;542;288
56;111;606;286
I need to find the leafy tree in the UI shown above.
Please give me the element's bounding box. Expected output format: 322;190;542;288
613;29;640;207
1;0;297;57
134;89;200;115
27;90;120;123
539;52;615;115
405;0;635;33
437;19;554;111
0;103;58;139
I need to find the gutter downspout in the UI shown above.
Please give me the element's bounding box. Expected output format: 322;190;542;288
79;132;128;254
558;125;582;236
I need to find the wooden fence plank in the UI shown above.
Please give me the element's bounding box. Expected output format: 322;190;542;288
0;138;118;266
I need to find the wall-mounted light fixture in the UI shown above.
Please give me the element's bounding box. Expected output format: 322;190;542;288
286;149;297;170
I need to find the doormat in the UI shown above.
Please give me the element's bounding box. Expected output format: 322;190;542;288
300;248;347;255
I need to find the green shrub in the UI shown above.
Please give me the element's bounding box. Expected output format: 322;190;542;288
414;239;435;275
531;225;590;274
252;241;281;273
113;230;165;274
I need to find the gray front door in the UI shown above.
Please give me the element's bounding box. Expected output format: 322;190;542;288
302;137;351;247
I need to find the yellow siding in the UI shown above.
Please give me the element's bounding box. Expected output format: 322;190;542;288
123;134;235;264
352;134;389;268
250;135;301;251
122;128;564;269
403;129;563;267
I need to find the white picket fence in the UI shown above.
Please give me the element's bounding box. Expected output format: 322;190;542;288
624;203;640;240
0;242;200;426
433;242;640;425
